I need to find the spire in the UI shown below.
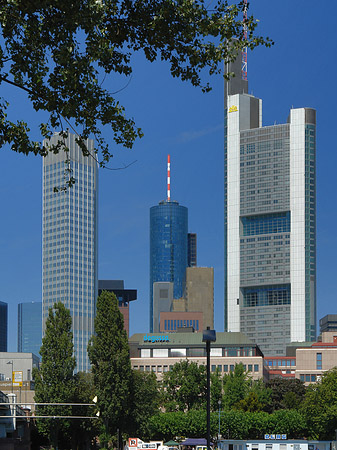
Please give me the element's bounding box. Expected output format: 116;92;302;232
167;154;171;202
241;0;248;81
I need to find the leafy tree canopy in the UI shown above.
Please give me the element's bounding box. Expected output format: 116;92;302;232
302;368;337;440
88;290;132;439
222;363;250;409
265;378;306;413
161;360;207;412
0;0;271;185
33;302;76;449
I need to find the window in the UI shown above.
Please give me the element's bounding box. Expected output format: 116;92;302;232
153;349;168;358
211;365;216;372
254;364;259;372
316;353;322;370
140;349;151;358
210;348;222;357
170;348;186;357
230;365;234;372
248;364;253;372
223;365;228;372
305;375;310;382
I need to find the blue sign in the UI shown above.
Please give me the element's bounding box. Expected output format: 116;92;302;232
264;435;287;440
143;334;170;343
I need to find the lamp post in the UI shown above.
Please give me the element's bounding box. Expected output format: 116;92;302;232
218;399;221;438
6;360;13;393
203;327;216;450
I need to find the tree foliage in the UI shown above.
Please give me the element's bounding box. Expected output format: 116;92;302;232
301;368;337;440
88;290;132;440
0;0;271;184
161;360;207;411
222;363;250;409
265;378;306;412
129;370;161;439
33;302;76;450
148;409;307;441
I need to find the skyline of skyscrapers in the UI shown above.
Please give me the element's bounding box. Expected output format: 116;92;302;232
224;57;316;355
42;132;98;372
18;301;42;356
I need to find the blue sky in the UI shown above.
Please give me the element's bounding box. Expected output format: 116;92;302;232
1;1;336;351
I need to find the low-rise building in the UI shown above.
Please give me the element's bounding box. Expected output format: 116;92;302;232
295;331;337;385
129;331;266;380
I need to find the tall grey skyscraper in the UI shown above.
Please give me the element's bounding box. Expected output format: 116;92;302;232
42;133;98;371
18;302;42;356
224;58;316;355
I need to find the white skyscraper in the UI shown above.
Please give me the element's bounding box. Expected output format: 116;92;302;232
42;132;98;371
224;59;316;355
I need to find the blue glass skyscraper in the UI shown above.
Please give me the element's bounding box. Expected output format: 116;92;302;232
18;302;42;357
150;200;188;332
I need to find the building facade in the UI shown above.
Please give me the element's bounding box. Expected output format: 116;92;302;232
0;302;7;352
129;331;266;380
153;282;173;333
319;314;337;333
150;200;188;332
188;233;197;267
224;60;316;356
159;311;203;332
98;280;137;337
18;302;42;357
295;331;337;385
42;132;98;372
185;267;214;329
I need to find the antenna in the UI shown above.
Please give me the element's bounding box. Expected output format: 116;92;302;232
241;0;248;81
167;154;171;202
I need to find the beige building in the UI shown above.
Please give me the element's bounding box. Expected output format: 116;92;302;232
129;331;266;381
295;331;337;385
169;267;214;329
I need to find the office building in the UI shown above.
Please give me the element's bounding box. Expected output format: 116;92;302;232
0;302;7;352
150;157;188;332
129;331;266;381
159;311;203;333
18;302;42;357
98;280;137;337
188;233;197;267
224;57;316;355
319;314;337;333
42;132;98;372
152;282;173;333
185;267;214;329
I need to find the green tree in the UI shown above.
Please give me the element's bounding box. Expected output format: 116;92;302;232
161;360;207;411
222;363;250;409
88;290;132;446
33;302;76;450
211;368;223;411
71;371;100;450
129;370;160;439
0;0;271;184
266;378;306;412
302;368;337;439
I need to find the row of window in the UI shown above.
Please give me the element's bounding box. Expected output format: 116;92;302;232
133;364;260;374
140;347;256;358
163;319;199;331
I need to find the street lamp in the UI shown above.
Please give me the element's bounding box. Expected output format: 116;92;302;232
6;360;13;393
203;327;216;450
218;399;221;438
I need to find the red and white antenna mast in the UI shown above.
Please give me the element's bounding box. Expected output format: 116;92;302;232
167;154;171;202
241;0;248;81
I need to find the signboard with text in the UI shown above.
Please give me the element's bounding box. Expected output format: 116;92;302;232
13;371;23;387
